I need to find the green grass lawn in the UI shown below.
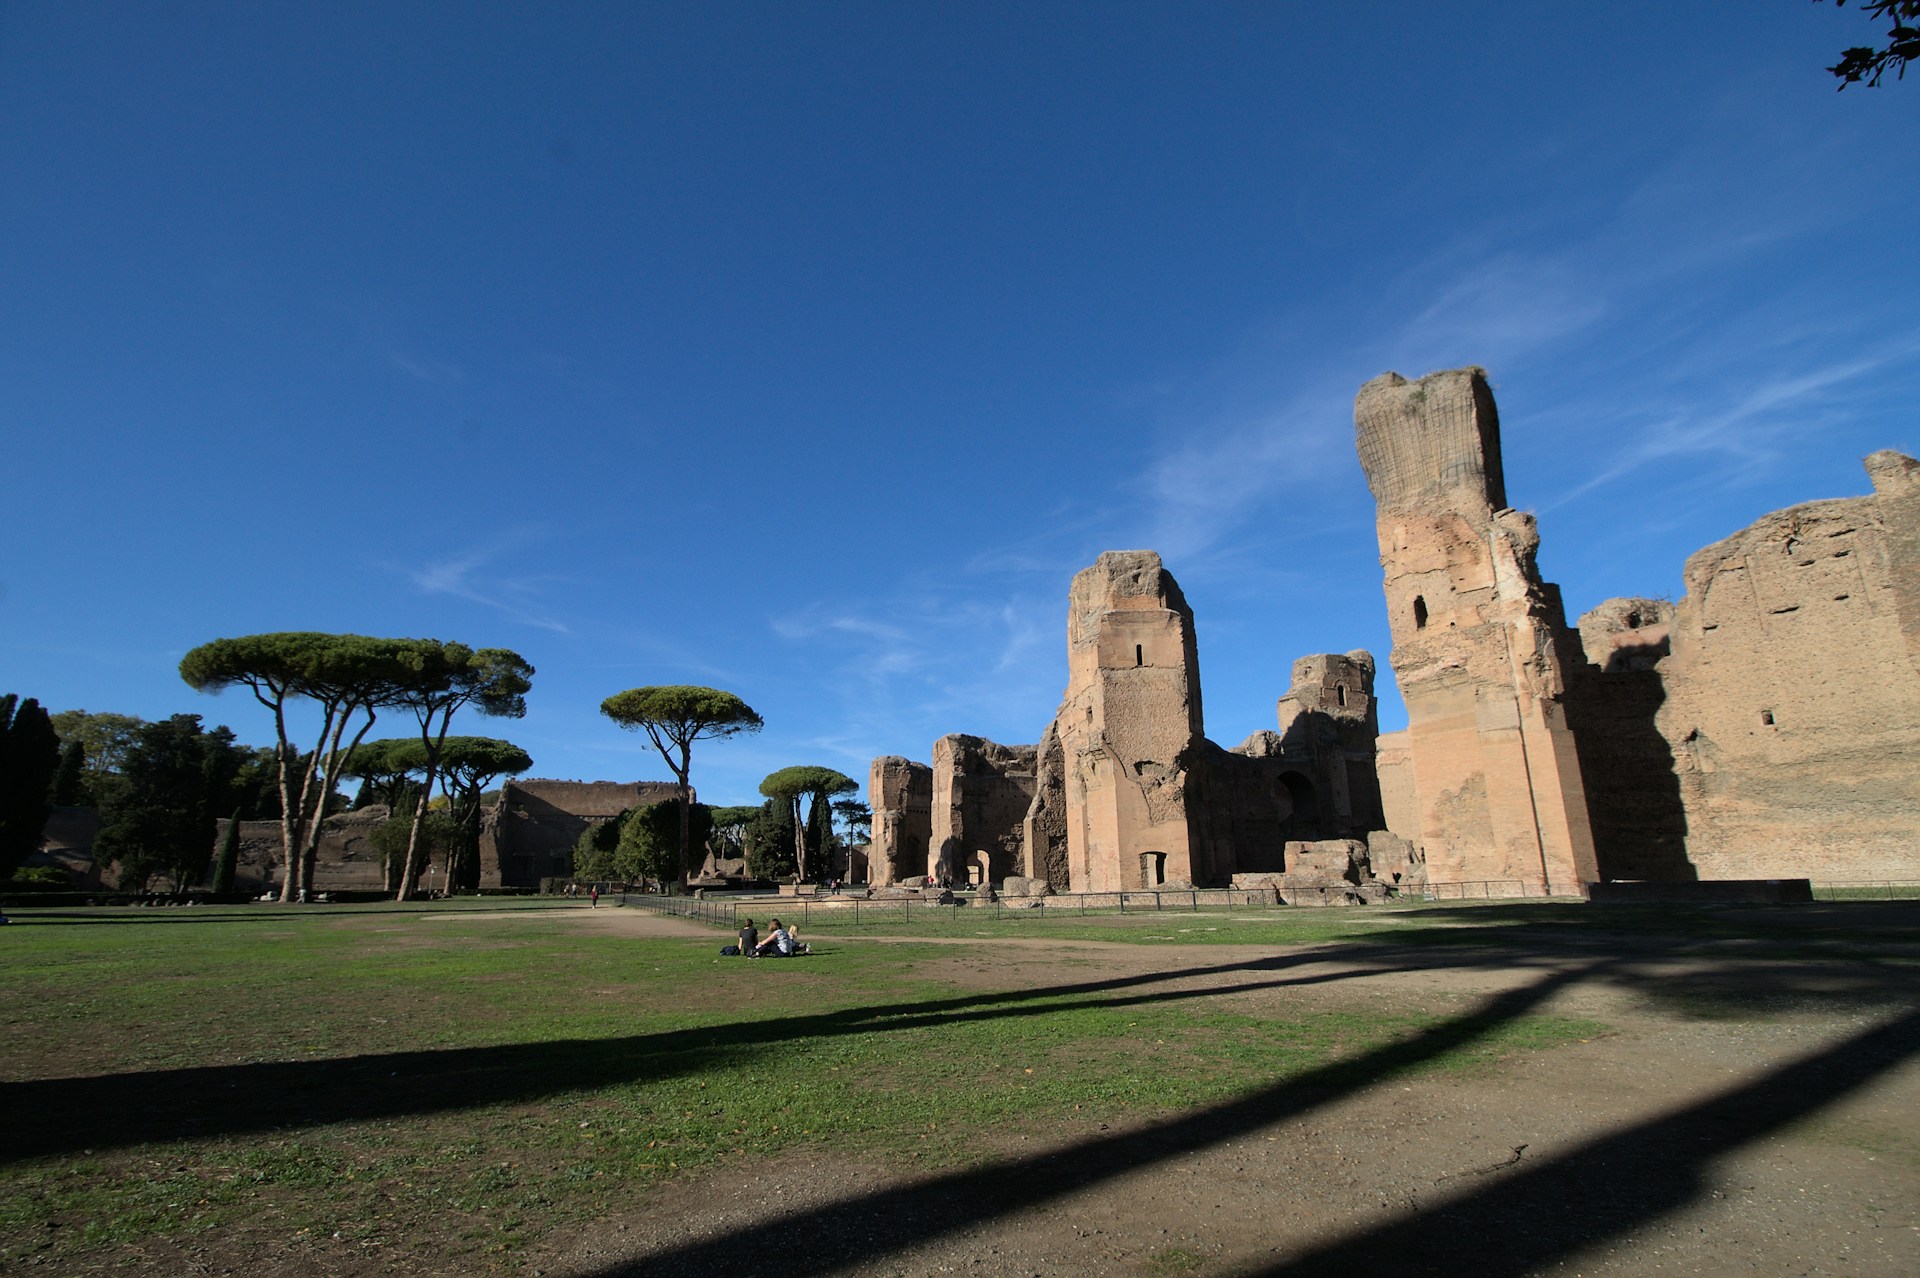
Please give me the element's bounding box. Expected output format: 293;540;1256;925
747;893;1920;958
0;897;1694;1273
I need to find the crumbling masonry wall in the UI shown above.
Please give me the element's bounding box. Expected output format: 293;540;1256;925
1356;368;1598;893
930;735;1037;885
867;755;933;885
483;779;679;887
1192;652;1386;877
1562;598;1691;881
1573;452;1920;882
1025;550;1219;892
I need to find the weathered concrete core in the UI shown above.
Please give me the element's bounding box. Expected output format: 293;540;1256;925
1356;368;1598;894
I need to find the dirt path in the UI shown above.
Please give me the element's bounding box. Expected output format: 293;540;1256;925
530;920;1920;1278
409;904;714;935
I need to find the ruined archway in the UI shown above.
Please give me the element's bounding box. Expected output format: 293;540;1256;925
1277;770;1320;840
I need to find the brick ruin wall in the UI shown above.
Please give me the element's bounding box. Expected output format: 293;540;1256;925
1572;458;1920;882
484;779;680;887
1355;368;1597;893
1362;366;1920;887
865;368;1920;893
1563;598;1691;881
867;755;932;885
1374;731;1417;839
1040;551;1212;892
889;554;1397;894
931;734;1038;885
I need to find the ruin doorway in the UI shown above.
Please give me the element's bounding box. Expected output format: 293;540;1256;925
1140;850;1166;887
1277;771;1320;840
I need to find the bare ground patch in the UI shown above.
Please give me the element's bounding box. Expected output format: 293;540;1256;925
533;927;1920;1278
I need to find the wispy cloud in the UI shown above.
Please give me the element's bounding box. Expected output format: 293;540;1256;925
1543;339;1920;510
768;587;1065;762
1131;383;1354;565
386;351;465;386
392;529;573;633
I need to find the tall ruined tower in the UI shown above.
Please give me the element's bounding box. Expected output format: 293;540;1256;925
867;756;932;886
1025;550;1213;892
1355;369;1597;893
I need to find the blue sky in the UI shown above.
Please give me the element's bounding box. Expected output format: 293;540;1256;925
4;3;1917;807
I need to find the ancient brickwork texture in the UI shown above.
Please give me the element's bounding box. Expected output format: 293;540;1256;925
867;755;932;886
1029;550;1216;892
1374;731;1418;841
1587;458;1920;881
209;808;389;894
930;735;1037;885
1356;369;1598;892
1019;722;1071;888
1563;599;1692;881
485;779;679;887
1272;650;1386;836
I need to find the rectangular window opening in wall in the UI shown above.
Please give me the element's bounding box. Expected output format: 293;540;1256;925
1135;644;1143;667
1761;709;1775;726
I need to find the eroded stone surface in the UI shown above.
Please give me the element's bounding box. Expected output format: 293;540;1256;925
930;735;1037;886
1357;368;1598;894
1575;466;1920;881
485;779;679;887
867;756;932;886
1032;551;1213;893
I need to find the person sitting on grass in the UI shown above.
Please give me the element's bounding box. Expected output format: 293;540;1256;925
738;917;759;956
755;918;794;957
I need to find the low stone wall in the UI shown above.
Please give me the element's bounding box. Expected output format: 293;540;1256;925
1037;889;1295;910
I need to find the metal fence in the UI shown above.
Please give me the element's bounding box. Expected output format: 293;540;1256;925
618;879;1916;930
623;889;1289;927
1811;880;1920;901
618;881;1578;929
1414;880;1569;901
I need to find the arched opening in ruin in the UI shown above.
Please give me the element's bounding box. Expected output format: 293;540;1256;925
1413;596;1428;630
1140;850;1166;887
1277;770;1320;839
1336;685;1347;707
1626;611;1641;629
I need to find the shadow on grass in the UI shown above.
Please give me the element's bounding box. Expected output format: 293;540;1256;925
12;910;1915;1170
0;948;1406;1163
566;986;1920;1278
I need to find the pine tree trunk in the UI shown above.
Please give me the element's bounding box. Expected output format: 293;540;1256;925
212;811;241;894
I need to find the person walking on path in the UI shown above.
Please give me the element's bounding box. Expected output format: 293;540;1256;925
589;885;599;908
